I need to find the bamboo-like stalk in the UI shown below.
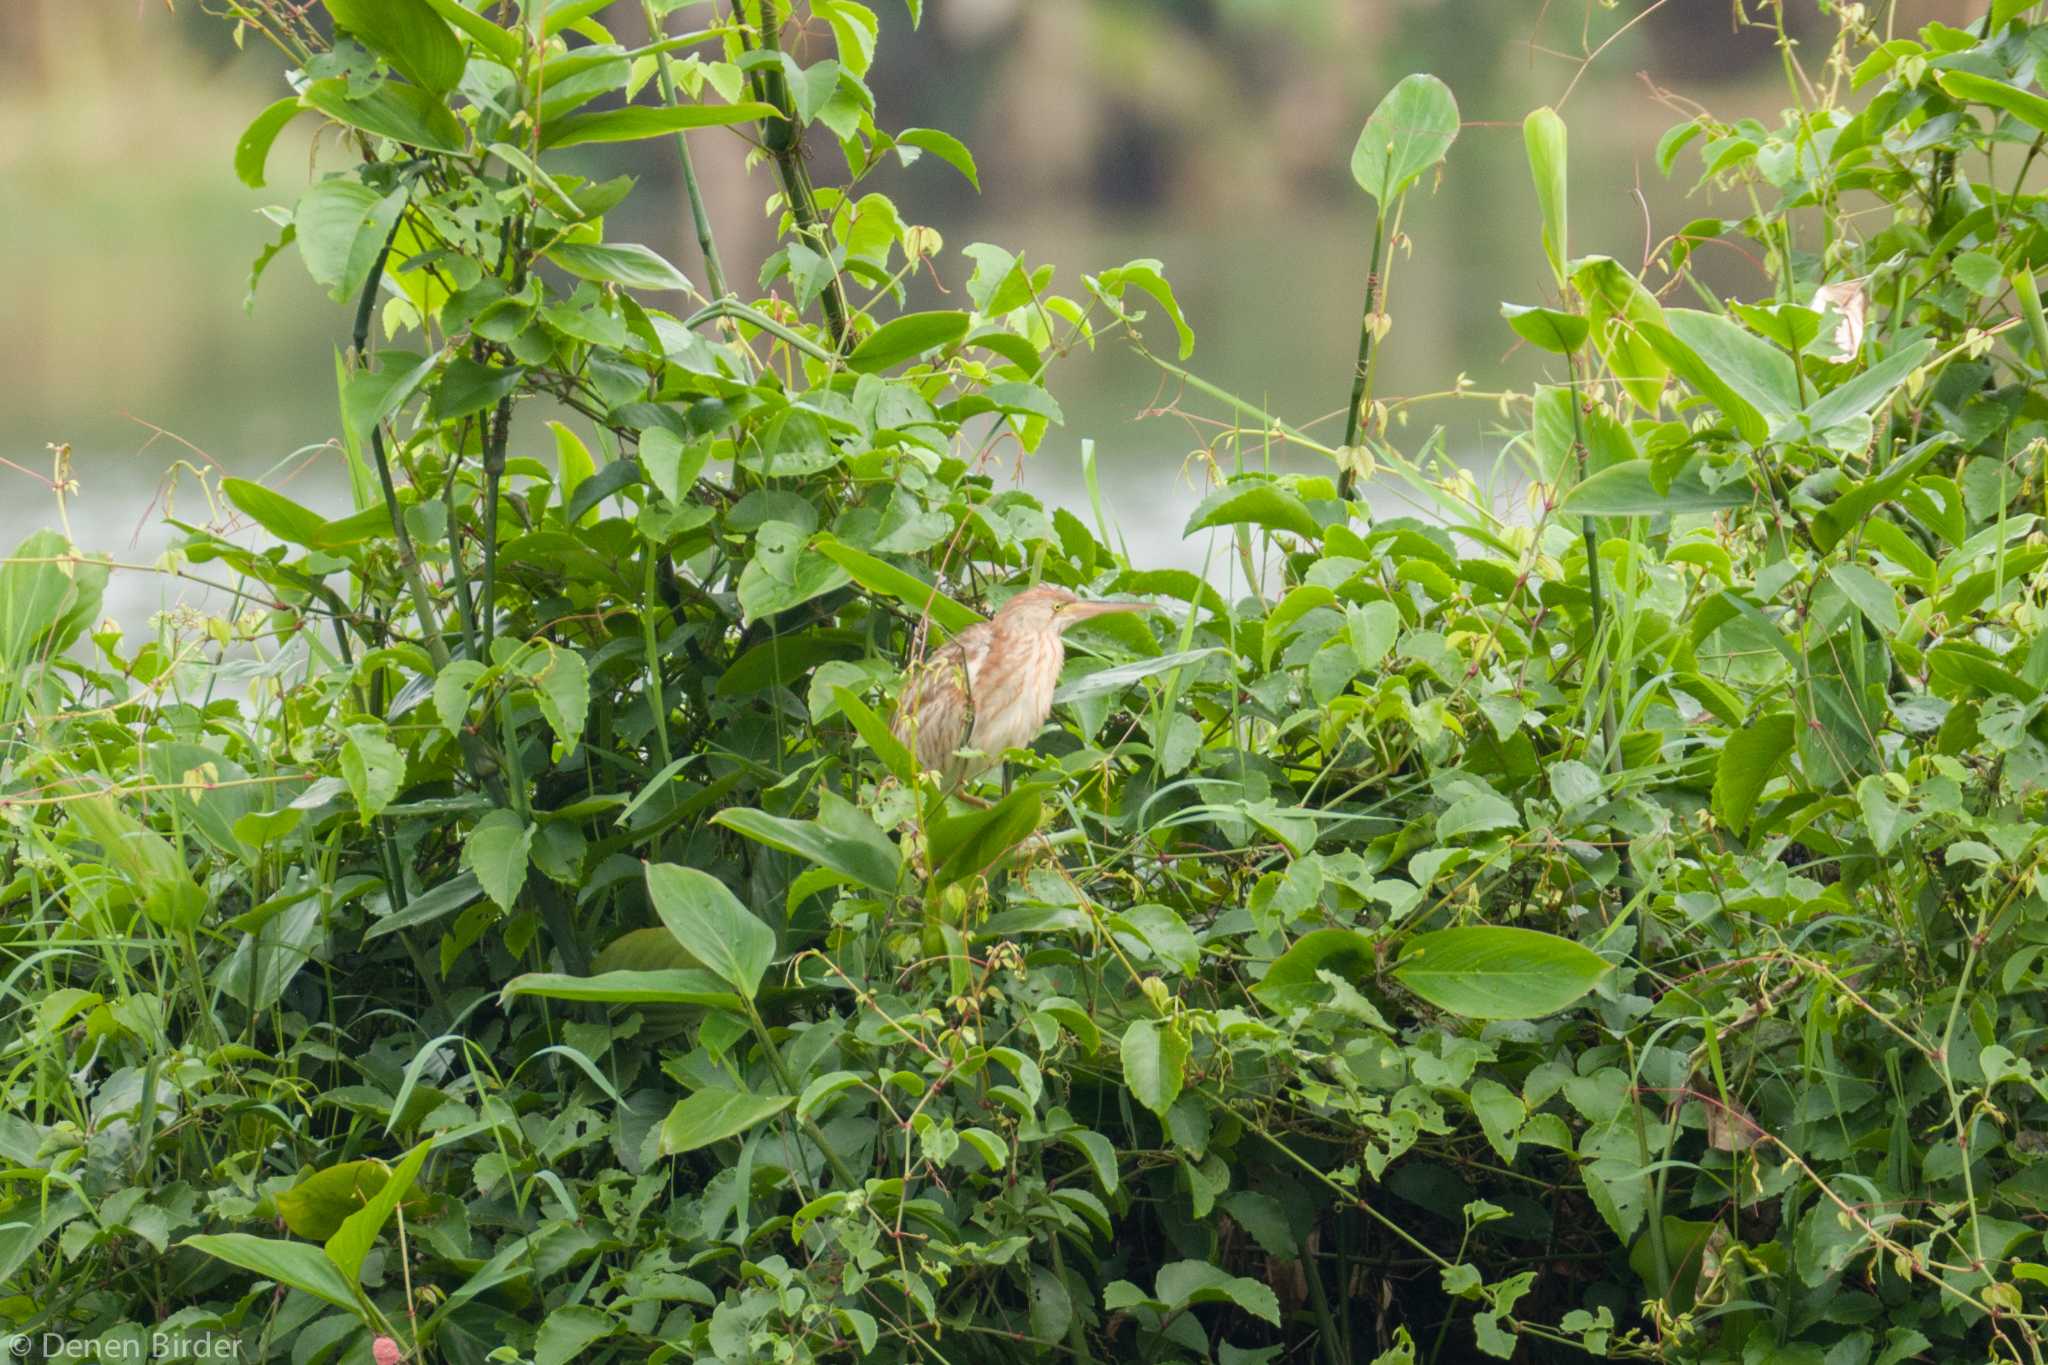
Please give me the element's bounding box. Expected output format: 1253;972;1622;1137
643;0;731;302
1336;212;1388;502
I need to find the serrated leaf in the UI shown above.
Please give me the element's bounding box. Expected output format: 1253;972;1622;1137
461;809;532;911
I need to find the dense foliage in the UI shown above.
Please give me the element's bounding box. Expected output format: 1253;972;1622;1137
15;1;2048;1361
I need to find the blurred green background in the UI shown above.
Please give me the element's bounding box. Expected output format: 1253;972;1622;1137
0;0;1973;619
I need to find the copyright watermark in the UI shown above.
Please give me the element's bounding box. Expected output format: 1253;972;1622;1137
1;1336;242;1362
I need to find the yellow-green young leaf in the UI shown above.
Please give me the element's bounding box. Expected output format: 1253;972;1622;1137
223;477;328;548
1391;926;1611;1019
462;809;532;911
324;0;467;94
894;126;979;189
500;968;741;1011
1092;260;1194;359
1184;480;1320;542
1500;303;1587;355
1939;70;2048;134
547;422;598;527
1120;1018;1189;1118
658;1087;793;1155
1523;107;1567;288
1571;256;1668;414
518;644;590;754
432;659;489;736
340;724;405;822
1712;712;1796;834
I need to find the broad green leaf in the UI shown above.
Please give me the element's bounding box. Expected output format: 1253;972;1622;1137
645;863;775;1000
1780;339;1934;439
1154;1259;1282;1325
1571;256;1668;413
1053;648;1220;705
432;659;488;735
293;179;384;294
325;1140;432;1285
895;126;980;189
340;723;405;822
812;534;981;633
1501;303;1586;353
547;422;598;527
930;784;1043;887
518;644;590;752
833;685;917;783
737;521;852;625
1562;461;1753;517
713;800;900;895
1351;73;1461;209
0;529;108;673
659;1087;794;1155
324;0;467;93
461;809;532;911
1120;1018;1189;1119
419;0;520;64
535;1308;614;1365
223;478;328;548
179;1234;360;1314
235;97;305;189
546;241;693;293
1392;926;1611;1019
540;101;779;149
302;77;466;154
363;870;483;941
501;968;740;1011
1092;260;1195;359
1828;563;1900;634
275;1159;391;1241
1251;928;1378;1013
846;310;971;372
1523;107;1567;287
1940;70;2048;134
1184;481;1320;541
67;792;207;934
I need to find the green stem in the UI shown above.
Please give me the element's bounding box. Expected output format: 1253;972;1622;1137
644;0;730;302
1337;211;1389;501
641;551;674;772
750;1004;861;1188
746;0;851;351
1046;1230;1094;1365
684;299;836;362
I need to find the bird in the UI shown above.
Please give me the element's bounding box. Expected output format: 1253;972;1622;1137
891;585;1158;789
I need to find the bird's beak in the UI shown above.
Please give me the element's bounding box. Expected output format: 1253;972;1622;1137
1063;600;1158;622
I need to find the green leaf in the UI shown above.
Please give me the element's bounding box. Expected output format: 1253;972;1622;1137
419;0;520;63
833;685;917;782
1155;1259;1282;1325
433;659;488;735
325;1140;432;1285
847;310;971;372
1501;303;1586;353
1093;259;1195;360
1351;73;1461;210
324;0;467;93
1712;711;1797;834
1184;481;1320;541
1562;461;1753;517
1940;70;2048;134
895;126;980;188
659;1087;794;1155
540;101;779;148
178;1234;361;1314
501;968;741;1012
223;477;329;548
534;1310;615;1365
737;521;853;625
1251;928;1377;1013
462;809;532;911
1781;340;1934;439
303;76;466;154
644;863;775;1000
1391;926;1611;1019
363;870;482;941
1523;106;1567;287
1571;256;1667;413
519;644;590;752
1053;648;1221;705
930;784;1043;887
293;179;384;293
1120;1019;1189;1119
1828;563;1901;634
340;723;405;822
713;799;900;896
276;1159;392;1241
546;241;693;293
430;358;523;421
236;97;306;189
811;534;982;633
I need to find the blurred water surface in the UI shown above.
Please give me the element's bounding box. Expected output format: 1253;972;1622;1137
0;0;1973;625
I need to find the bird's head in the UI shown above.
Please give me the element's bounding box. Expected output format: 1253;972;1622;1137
996;585;1158;635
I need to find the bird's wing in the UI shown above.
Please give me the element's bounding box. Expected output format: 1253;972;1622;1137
893;624;991;779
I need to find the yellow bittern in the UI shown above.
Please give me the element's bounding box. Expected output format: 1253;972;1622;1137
891;585;1157;788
